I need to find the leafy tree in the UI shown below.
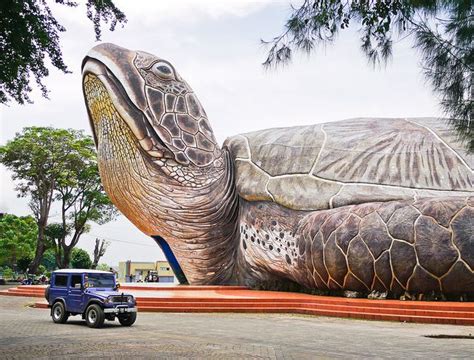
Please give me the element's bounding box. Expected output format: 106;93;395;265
1;127;79;273
0;0;127;105
51;135;117;268
0;127;117;272
92;238;110;269
70;247;92;269
263;1;473;150
0;214;37;270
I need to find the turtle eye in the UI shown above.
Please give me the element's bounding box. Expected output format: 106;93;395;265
151;62;174;80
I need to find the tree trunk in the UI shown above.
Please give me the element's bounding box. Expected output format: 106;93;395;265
92;238;107;269
56;245;71;269
28;223;46;274
29;182;54;274
61;248;71;269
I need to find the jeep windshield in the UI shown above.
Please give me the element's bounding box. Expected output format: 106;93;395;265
85;273;115;288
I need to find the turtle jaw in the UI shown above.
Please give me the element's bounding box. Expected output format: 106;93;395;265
82;57;171;161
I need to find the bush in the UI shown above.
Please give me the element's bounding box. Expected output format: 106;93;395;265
96;263;111;271
37;265;46;275
2;267;14;280
71;248;92;269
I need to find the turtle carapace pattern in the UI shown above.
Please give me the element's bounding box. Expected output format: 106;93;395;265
82;43;474;296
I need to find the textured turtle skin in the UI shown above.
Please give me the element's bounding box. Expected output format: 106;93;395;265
82;43;474;296
238;197;474;294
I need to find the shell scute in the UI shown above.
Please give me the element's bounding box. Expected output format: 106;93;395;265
225;118;473;211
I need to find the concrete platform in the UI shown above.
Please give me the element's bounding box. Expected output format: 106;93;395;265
1;285;473;325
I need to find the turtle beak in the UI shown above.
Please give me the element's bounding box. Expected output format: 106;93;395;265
82;43;147;110
82;43;167;153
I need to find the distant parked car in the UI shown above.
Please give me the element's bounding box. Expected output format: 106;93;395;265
45;269;137;328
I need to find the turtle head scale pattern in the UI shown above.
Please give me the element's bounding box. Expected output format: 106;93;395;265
82;43;222;183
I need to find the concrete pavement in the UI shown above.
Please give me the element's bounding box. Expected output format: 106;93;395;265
0;295;472;359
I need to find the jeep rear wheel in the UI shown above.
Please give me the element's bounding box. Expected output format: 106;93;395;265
118;312;137;327
52;302;69;324
85;304;105;328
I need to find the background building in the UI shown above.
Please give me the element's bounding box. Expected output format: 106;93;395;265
118;260;176;283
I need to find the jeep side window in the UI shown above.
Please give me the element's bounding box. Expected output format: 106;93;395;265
71;274;82;288
54;274;68;287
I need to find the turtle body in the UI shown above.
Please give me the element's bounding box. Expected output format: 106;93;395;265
82;43;474;297
225;118;473;293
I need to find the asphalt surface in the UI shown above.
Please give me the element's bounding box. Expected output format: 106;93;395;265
0;293;473;359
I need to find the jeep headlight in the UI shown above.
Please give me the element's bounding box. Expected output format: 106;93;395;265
127;296;134;303
105;297;112;304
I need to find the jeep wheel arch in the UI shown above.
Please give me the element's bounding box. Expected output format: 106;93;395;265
51;298;66;313
85;299;104;310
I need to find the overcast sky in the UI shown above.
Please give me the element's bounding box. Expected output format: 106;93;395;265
0;0;443;266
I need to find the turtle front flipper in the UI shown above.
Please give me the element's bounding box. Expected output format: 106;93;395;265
239;197;474;296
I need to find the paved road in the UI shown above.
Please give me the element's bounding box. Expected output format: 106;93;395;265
0;295;473;359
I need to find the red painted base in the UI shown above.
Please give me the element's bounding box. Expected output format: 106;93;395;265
2;285;473;325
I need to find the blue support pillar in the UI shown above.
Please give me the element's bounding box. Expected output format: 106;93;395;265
151;236;188;285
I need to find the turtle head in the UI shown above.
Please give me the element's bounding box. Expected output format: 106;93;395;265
82;43;222;182
82;44;238;284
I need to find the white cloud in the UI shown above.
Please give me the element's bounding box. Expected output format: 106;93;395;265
51;0;280;27
120;0;278;21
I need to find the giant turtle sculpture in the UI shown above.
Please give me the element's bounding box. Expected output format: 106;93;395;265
82;43;474;296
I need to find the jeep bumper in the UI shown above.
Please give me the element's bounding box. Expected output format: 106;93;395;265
103;306;137;314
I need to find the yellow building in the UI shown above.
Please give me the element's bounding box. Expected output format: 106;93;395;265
118;260;176;283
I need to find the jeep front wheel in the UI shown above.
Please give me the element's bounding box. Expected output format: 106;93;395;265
51;302;69;324
118;312;137;327
85;304;105;328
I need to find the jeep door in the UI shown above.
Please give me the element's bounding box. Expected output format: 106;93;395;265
67;274;84;313
51;273;69;303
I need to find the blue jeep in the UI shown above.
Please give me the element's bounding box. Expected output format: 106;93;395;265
45;269;137;328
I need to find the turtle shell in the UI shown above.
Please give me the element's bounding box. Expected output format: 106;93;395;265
224;118;473;211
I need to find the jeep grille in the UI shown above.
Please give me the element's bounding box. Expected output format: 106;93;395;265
110;295;126;303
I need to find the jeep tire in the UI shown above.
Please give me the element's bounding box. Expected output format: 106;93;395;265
118;312;137;327
51;302;69;324
85;304;105;328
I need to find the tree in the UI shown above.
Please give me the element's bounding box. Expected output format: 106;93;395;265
1;127;78;273
0;127;117;272
263;1;473;151
0;214;37;270
70;248;92;269
0;0;126;105
92;238;110;269
51;134;117;268
44;222;69;268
